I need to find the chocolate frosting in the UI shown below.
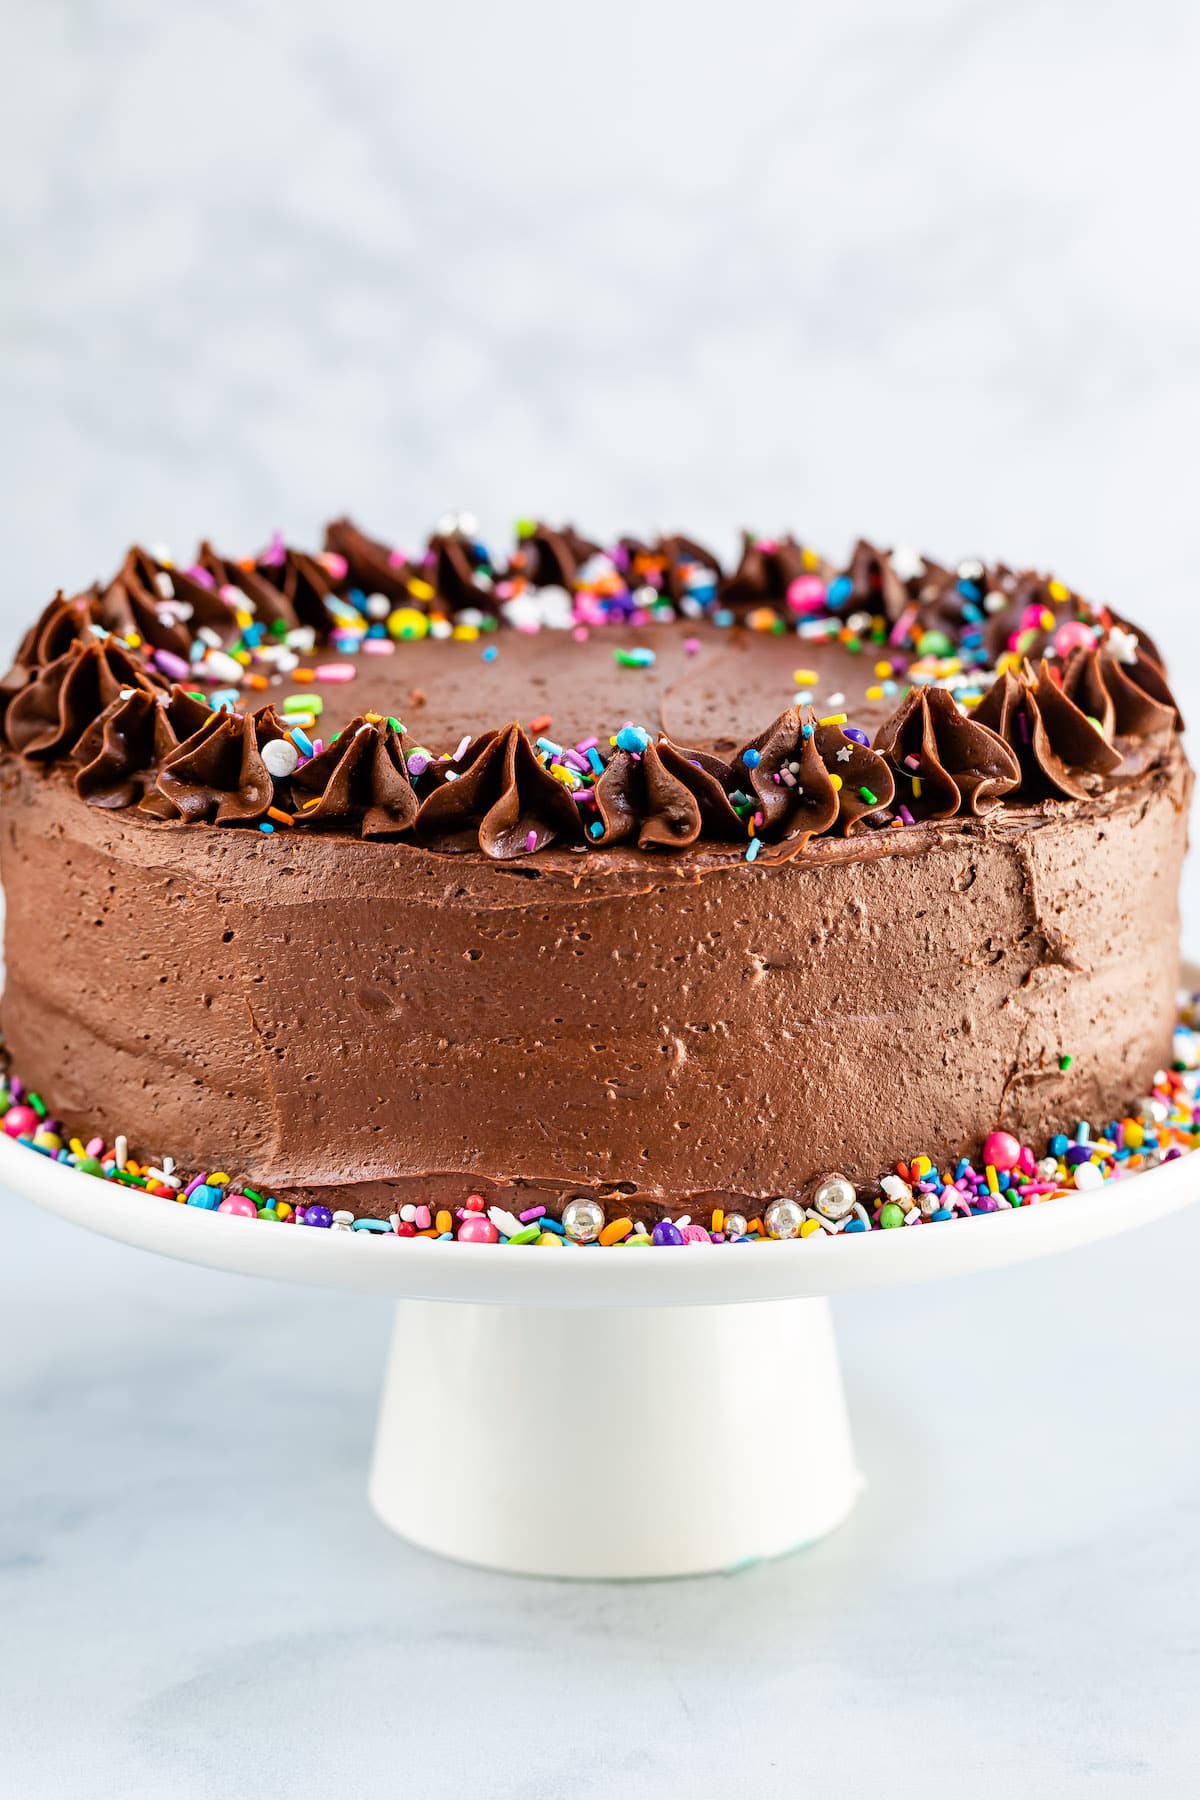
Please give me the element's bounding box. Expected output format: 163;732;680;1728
292;716;420;838
415;723;584;857
323;517;416;606
156;710;273;825
73;685;211;810
511;523;603;591
973;660;1123;801
873;686;1020;817
593;740;743;850
5;639;154;761
720;535;823;613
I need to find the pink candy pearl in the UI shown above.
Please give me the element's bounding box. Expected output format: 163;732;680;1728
983;1130;1022;1171
786;575;827;616
415;1204;432;1231
218;1194;257;1219
457;1215;499;1244
3;1105;37;1137
681;1224;712;1244
1053;620;1094;658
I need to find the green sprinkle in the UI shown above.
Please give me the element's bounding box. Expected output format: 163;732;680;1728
859;787;878;805
29;1092;47;1119
505;1226;541;1245
1060;1054;1074;1072
243;1186;263;1202
387;716;403;735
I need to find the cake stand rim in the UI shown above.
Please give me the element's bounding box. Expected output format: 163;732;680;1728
4;1107;1196;1307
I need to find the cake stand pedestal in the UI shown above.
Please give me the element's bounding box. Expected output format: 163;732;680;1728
4;1134;1196;1579
369;1296;858;1576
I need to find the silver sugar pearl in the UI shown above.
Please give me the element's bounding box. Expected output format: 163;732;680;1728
765;1196;805;1239
811;1173;856;1221
562;1196;605;1243
957;557;985;582
723;1212;748;1240
983;590;1007;614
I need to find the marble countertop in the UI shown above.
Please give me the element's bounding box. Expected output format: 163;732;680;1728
4;1193;1200;1799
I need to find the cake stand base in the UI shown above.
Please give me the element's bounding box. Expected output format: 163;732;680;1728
367;1296;861;1578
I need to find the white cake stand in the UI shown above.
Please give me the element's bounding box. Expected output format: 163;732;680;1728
4;1126;1197;1579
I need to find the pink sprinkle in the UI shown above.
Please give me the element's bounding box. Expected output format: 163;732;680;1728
184;1173;205;1198
452;735;471;762
259;530;287;568
184;564;216;590
311;739;323;757
314;663;357;682
519;1205;547;1222
387;548;408;569
321;551;348;581
85;1136;104;1157
415;1204;432;1230
219;584;243;606
153;649;191;681
525;830;538;852
576;736;599;752
362;638;394;655
684;637;701;655
903;753;921;771
572;626;590;642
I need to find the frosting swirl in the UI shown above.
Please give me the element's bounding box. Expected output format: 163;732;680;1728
972;659;1123;800
873;685;1020;817
291;716;420;838
5;639;155;761
415;723;584;858
156;709;273;825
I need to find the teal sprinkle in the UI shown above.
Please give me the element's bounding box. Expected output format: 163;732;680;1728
745;838;761;862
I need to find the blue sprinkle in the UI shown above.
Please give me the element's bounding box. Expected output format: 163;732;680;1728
745;838;761;862
1049;1132;1069;1157
931;1208;954;1222
259;821;275;834
588;820;604;839
742;747;762;769
827;575;854;606
536;736;564;758
587;747;605;775
802;722;814;739
482;644;498;662
844;1217;867;1233
616;725;650;753
713;608;735;628
537;1216;566;1236
290;727;314;757
1076;1121;1090;1145
957;578;983;602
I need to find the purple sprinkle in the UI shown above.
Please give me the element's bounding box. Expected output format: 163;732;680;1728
153;649;191;681
184;564;216;590
899;805;915;825
844;727;870;747
518;1205;547;1223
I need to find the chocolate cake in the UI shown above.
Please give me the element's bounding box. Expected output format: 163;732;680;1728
0;517;1189;1234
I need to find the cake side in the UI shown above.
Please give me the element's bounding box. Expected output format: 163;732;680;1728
2;747;1188;1221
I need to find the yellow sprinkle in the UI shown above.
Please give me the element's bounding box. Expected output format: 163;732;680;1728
912;1155;932;1177
599;1217;634;1246
435;1209;454;1235
407;577;435;603
209;1172;230;1186
912;775;922;798
799;1218;822;1238
801;548;820;572
793;668;819;686
69;1137;86;1157
233;649;252;666
866;685;884;701
986;1164;999;1194
874;660;892;679
711;1208;725;1234
388;607;429;641
536;1231;563;1246
1047;579;1069;603
818;712;847;727
363;711;383;722
1039;609;1055;631
234;610;254;630
829;773;843;792
302;796;323;809
452;624;480;641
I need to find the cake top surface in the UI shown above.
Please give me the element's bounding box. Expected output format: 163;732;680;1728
0;515;1182;862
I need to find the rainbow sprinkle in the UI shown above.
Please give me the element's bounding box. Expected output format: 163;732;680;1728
3;999;1199;1246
